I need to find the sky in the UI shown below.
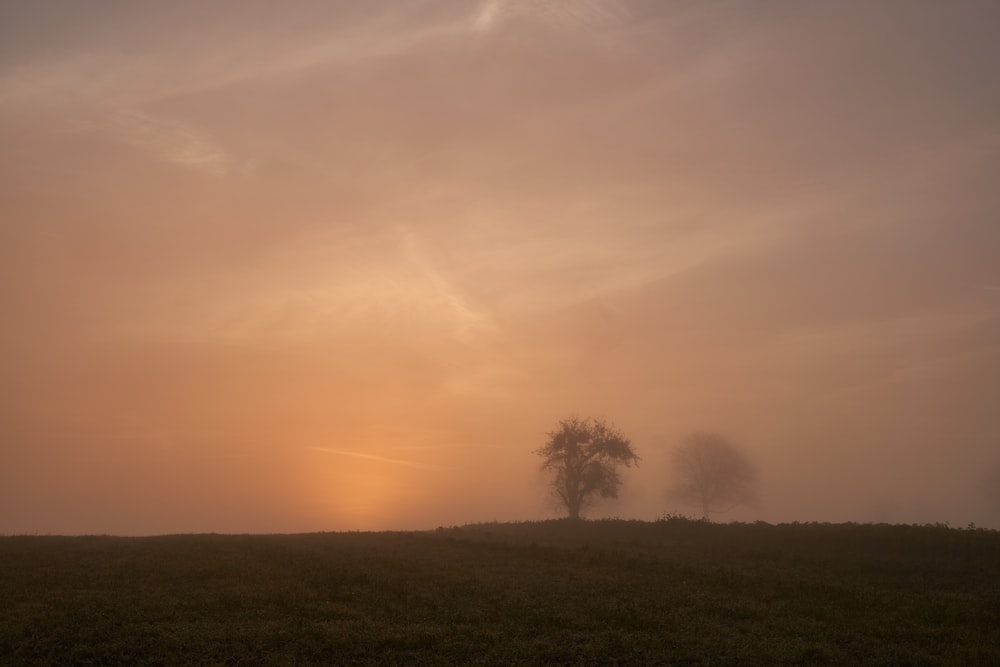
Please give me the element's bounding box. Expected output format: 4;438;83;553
2;1;999;535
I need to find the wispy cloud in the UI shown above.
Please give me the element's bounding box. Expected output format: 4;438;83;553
472;0;627;34
473;0;503;32
310;447;442;470
0;5;482;113
105;108;231;176
396;225;499;342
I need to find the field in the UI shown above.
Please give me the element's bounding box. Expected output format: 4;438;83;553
2;519;998;665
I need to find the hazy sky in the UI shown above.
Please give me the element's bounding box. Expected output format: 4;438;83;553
3;1;999;535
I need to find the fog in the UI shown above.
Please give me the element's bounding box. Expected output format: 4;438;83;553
2;1;999;535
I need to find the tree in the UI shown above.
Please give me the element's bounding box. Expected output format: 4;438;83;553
535;416;640;520
668;432;757;521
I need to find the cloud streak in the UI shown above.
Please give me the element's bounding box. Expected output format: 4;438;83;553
104;108;231;175
310;447;443;471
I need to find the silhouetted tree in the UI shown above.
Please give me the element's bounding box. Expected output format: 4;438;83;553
536;416;640;520
668;432;757;521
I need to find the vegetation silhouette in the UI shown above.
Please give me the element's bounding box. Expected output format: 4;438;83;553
668;431;758;521
535;416;639;520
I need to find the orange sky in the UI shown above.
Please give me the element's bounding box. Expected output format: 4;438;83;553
2;1;999;535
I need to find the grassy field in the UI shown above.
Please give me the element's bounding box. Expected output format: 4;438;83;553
2;518;998;665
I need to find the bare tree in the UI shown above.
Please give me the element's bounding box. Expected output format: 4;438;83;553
536;416;640;520
668;432;758;521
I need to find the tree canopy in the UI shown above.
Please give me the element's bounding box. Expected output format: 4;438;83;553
668;432;758;521
536;416;640;520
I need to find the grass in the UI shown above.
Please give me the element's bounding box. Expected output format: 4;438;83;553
2;518;998;665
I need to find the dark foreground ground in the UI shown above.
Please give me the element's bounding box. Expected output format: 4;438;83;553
2;519;998;665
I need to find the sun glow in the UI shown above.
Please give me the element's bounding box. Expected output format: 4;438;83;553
304;443;440;530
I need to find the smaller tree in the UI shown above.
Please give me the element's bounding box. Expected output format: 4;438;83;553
668;432;757;521
536;416;640;520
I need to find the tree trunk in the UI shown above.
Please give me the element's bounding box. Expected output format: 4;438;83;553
567;495;581;520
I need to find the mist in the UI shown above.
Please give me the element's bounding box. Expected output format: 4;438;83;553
2;1;999;535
